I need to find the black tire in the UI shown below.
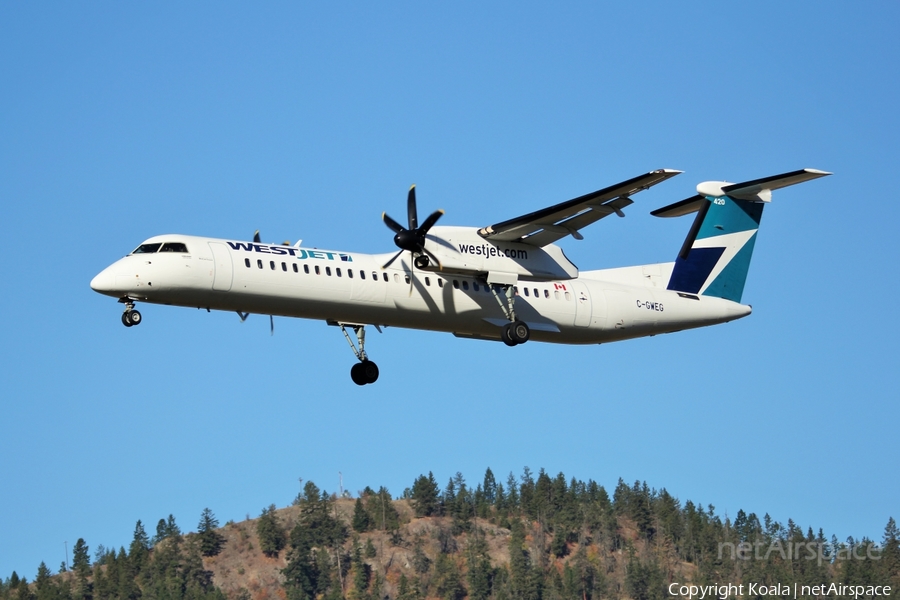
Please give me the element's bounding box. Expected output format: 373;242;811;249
511;320;529;344
350;363;367;386
122;312;133;327
501;323;517;346
414;255;429;269
129;310;142;325
361;360;379;384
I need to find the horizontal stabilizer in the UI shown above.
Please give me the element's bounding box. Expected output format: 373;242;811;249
651;194;705;218
721;168;831;200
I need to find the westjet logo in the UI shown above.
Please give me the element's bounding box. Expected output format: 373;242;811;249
458;243;528;260
226;242;352;262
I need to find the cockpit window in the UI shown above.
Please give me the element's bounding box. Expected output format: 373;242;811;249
132;243;162;254
160;242;189;253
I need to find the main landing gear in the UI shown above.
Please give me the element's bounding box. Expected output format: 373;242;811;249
487;282;530;346
338;323;379;385
119;298;142;327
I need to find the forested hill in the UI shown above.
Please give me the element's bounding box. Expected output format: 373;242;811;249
3;469;899;600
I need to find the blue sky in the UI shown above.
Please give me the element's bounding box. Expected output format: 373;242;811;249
2;1;898;578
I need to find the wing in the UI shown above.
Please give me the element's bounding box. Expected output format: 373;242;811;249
477;169;681;247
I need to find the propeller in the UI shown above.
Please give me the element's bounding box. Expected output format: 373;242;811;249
382;185;444;271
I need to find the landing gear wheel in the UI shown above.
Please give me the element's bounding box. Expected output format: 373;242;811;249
510;320;529;344
128;310;142;326
360;360;379;384
122;312;134;327
414;255;429;269
501;323;517;346
350;360;380;385
350;363;366;386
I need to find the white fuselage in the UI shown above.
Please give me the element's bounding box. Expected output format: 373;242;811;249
90;233;751;344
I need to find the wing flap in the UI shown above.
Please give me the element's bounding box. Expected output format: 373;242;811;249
478;169;681;246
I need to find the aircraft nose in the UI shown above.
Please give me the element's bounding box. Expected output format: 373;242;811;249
90;268;117;295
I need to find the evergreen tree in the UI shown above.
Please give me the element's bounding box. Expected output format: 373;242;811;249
71;539;90;575
882;517;900;588
257;504;287;558
128;521;150;573
367;487;399;531
411;473;440;517
351;498;372;532
197;508;225;557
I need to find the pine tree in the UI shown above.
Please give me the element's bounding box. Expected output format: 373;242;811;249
257;505;286;558
881;517;900;588
410;473;440;517
128;521;150;574
351;498;372;532
197;508;225;557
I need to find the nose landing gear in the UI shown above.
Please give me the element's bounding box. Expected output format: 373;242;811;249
119;299;142;327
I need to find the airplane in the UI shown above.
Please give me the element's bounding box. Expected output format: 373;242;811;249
90;168;830;385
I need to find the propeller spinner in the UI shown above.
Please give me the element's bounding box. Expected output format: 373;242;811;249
382;185;444;269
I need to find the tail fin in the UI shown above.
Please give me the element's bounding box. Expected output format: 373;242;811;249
652;168;831;303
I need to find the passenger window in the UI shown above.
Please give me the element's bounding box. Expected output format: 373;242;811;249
245;258;251;268
336;268;342;277
544;289;549;298
554;290;560;300
304;264;310;274
326;267;332;276
565;291;571;301
270;261;275;270
425;277;431;286
315;265;320;275
534;288;539;297
257;259;263;269
514;286;519;295
473;282;479;291
132;243;161;254
360;271;366;280
282;262;287;271
404;274;410;284
293;264;298;273
160;242;188;253
347;269;353;278
393;273;400;283
524;288;530;297
453;280;459;289
383;273;389;282
462;281;469;290
438;279;444;288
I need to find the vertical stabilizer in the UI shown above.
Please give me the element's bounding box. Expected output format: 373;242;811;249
651;169;830;303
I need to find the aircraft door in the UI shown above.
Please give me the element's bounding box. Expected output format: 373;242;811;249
571;281;592;327
209;242;233;291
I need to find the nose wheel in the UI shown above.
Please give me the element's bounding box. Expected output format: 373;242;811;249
120;299;142;327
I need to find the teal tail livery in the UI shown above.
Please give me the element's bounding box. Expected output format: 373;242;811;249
652;169;831;303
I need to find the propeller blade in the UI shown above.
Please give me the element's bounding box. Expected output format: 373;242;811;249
422;247;442;270
408;265;414;297
419;209;444;233
270;315;274;336
383;212;405;234
253;230;261;243
407;185;418;231
382;249;403;269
